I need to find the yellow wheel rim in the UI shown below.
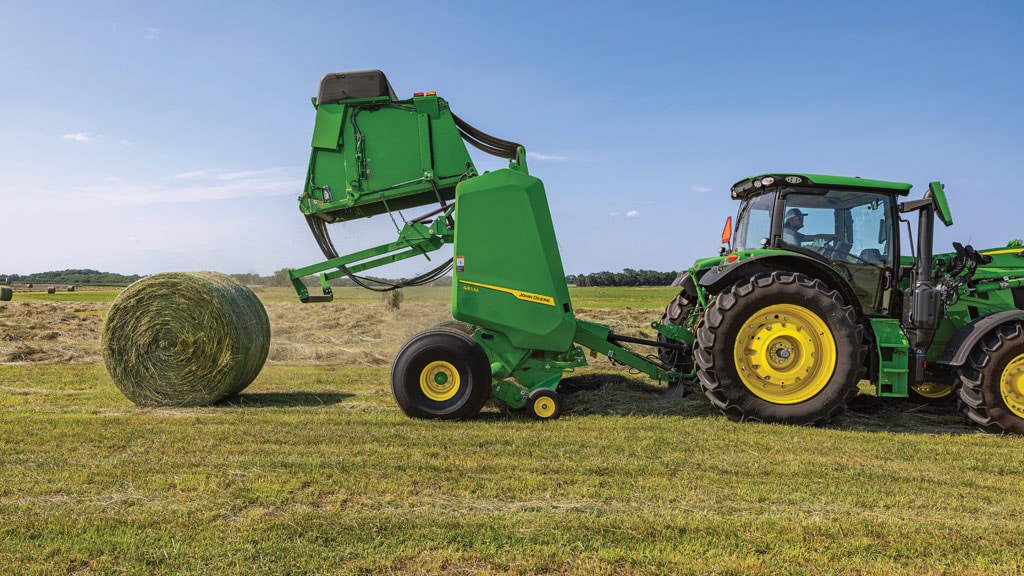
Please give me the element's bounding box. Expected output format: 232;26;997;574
1000;353;1024;419
911;381;953;399
734;304;837;404
533;395;557;419
420;361;460;402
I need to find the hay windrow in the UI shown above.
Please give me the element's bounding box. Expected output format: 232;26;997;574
101;272;270;407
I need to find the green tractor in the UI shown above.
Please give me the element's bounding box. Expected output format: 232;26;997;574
658;174;1024;434
288;70;1024;433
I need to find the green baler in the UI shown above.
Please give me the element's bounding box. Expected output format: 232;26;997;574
290;71;683;419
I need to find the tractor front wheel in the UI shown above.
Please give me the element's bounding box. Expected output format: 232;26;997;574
694;271;864;425
958;323;1024;434
390;327;492;420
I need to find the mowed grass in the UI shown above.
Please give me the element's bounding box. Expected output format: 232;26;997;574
2;362;1023;575
2;285;1023;574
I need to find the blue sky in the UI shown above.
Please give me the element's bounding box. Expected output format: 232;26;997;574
2;1;1022;277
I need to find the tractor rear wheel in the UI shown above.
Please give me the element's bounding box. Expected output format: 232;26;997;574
958;323;1024;434
390;327;492;420
694;271;864;425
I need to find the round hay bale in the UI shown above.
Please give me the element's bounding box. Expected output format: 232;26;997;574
0;287;11;301
67;285;75;292
46;287;56;294
101;272;270;407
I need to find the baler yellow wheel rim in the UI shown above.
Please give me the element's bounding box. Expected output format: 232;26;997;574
532;395;557;419
734;304;837;405
1000;353;1024;419
420;361;460;402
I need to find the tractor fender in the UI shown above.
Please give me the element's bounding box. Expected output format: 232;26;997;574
936;310;1024;367
697;253;863;315
674;270;698;298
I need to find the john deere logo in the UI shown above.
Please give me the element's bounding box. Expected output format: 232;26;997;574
458;281;555;307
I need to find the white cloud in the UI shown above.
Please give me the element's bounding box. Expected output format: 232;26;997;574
63;132;91;143
217;169;283;181
79;167;300;205
173;169;215;180
609;210;640;218
526;151;568;161
691;185;712;194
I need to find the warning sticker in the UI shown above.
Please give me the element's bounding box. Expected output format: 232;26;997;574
455;256;465;273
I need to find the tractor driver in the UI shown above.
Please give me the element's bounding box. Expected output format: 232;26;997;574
782;208;836;246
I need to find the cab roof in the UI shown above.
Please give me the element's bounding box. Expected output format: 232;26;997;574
730;173;913;200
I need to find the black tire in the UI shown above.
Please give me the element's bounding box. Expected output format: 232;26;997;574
657;287;696;374
958;323;1024;434
694;271;864;425
390;327;492;420
527;389;562;420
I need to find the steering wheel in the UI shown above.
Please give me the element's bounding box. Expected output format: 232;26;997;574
820;237;852;261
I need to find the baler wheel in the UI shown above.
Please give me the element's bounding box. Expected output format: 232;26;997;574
390;327;491;420
694;271;864;425
527;389;562;420
958;323;1024;434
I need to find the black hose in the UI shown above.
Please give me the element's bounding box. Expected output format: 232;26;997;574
452;113;522;160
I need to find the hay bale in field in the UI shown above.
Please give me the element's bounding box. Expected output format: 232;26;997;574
101;272;271;407
67;286;75;292
0;287;11;301
46;287;56;294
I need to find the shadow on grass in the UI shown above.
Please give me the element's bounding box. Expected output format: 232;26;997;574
219;391;353;408
555;372;976;435
834;393;971;435
555;373;718;419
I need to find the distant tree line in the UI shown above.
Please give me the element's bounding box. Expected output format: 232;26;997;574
3;268;673;289
567;269;677;287
2;269;143;286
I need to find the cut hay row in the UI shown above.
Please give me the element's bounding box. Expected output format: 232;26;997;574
3;297;663;369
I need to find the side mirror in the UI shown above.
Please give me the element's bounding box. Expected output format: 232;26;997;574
930;182;953;227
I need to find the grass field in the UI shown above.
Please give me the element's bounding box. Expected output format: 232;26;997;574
2;286;1022;574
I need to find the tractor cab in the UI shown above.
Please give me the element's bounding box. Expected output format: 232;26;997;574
728;174;912;317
